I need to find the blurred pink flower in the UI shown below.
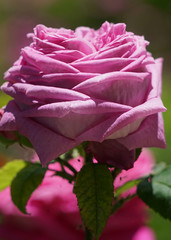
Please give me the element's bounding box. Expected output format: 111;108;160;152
0;150;155;240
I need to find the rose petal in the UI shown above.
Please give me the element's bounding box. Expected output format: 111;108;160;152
21;99;131;118
74;71;150;90
0;101;78;166
47;50;85;63
118;112;166;149
94;42;135;59
0;102;17;131
71;58;136;73
62;38;96;55
24;72;99;89
104;97;166;139
9;83;90;102
74;71;151;106
22;47;79;73
147;58;163;99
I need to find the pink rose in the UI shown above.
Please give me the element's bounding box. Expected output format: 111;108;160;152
0;22;166;168
0;150;155;240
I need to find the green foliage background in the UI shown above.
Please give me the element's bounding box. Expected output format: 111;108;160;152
0;0;171;239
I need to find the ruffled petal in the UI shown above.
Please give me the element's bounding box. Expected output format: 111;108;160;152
74;71;151;106
22;47;79;73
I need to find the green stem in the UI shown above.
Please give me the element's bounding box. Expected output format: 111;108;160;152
56;157;77;175
48;169;75;183
85;227;93;240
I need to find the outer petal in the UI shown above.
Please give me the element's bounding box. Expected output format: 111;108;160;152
104;97;166;140
74;71;151;106
147;58;163;99
0;101;78;166
75;97;166;143
2;82;90;102
117;112;166;149
0;103;17;131
20;100;131;140
21;99;131;117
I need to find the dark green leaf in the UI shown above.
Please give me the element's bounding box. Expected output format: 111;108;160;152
137;165;171;220
11;163;47;214
74;163;113;239
15;132;33;148
0;160;27;191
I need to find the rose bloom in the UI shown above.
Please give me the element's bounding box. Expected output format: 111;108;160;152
0;150;155;240
0;22;166;168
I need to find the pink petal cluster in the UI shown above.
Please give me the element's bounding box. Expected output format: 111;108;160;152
0;150;155;240
0;22;166;168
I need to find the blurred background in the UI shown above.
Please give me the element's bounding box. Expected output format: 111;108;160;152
0;0;170;239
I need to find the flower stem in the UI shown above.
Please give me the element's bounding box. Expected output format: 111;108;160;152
48;169;75;182
56;157;77;175
83;143;93;164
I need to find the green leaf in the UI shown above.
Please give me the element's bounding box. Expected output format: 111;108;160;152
0;131;33;149
0;92;12;108
15;132;33;148
0;160;27;191
137;165;171;221
152;162;166;175
11;163;47;214
74;163;113;239
115;179;141;198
